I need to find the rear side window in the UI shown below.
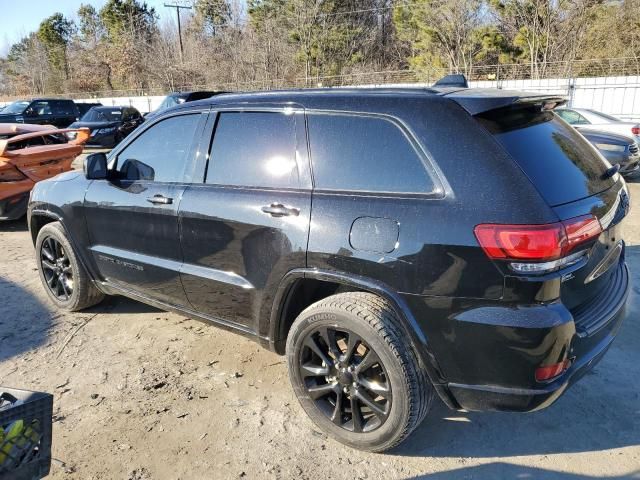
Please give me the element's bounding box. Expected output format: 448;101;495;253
206;111;299;188
307;113;433;194
51;100;76;116
477;106;614;206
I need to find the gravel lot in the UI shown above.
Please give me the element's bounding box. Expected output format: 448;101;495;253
1;160;639;479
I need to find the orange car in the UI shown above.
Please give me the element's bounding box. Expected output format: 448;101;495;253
0;124;89;220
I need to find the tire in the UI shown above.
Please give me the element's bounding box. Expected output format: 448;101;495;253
286;292;433;452
35;221;105;311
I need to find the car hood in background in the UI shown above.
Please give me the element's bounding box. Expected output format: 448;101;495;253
0;113;20;122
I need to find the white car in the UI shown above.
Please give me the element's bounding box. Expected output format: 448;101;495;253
556;107;640;141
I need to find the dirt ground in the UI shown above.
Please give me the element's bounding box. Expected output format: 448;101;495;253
1;162;639;479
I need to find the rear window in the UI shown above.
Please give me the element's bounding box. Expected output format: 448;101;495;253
476;106;614;206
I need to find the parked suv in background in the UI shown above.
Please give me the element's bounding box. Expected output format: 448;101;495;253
0;99;79;128
28;86;629;452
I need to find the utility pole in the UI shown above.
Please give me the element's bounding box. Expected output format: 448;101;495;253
164;1;192;62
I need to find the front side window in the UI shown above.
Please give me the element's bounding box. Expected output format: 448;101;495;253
29;101;52;116
307;113;434;194
115;114;200;182
206;111;299;189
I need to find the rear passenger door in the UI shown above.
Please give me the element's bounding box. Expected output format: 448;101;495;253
178;107;312;332
24;101;54;126
305;112;456;296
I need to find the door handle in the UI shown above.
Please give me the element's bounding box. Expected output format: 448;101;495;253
147;194;173;205
261;203;300;217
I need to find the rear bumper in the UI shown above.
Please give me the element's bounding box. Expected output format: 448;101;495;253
453;262;628;412
448;301;625;411
405;260;629;412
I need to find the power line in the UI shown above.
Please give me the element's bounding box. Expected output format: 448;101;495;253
164;1;192;61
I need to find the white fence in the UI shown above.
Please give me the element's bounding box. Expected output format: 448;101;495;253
2;75;640;120
470;76;640;121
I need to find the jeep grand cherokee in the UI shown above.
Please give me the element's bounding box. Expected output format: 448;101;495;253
27;86;629;452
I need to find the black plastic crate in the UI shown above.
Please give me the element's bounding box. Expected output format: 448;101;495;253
0;387;53;480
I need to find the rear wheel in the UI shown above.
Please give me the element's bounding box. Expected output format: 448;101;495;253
36;222;105;311
286;292;433;452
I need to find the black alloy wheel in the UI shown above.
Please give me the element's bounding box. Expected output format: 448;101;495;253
40;236;74;301
299;327;392;433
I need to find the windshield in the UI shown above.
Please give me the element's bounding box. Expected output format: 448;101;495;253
587;110;621;123
156;95;184;112
3;101;30;114
81;107;123;122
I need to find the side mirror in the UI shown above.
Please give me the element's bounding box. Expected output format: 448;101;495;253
24;107;36;117
84;152;108;180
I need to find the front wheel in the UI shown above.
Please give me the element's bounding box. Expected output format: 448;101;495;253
35;222;105;311
286;292;433;452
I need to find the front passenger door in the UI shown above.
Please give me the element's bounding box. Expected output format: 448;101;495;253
84;111;207;306
24;101;54;126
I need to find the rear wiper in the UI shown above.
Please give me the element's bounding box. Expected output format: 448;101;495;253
602;164;621;179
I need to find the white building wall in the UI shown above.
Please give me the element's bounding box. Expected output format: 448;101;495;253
2;76;640;120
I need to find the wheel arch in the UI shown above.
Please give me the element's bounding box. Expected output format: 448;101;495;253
29;209;62;245
29;209;105;293
267;268;456;407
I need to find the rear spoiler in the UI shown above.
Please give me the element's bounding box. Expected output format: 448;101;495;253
430;74;567;115
443;89;568;115
0;127;90;157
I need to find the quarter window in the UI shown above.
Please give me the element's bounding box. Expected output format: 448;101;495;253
206;111;299;188
115;113;200;182
307;114;433;193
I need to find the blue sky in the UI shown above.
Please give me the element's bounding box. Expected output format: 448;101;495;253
0;0;176;54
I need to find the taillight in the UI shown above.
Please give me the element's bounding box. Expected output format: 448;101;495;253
535;359;571;382
632;125;640;136
474;215;602;273
0;165;27;182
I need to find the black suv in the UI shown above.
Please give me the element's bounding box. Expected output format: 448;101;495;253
0;99;79;128
27;86;630;452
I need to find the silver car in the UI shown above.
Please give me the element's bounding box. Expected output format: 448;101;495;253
556;107;640;141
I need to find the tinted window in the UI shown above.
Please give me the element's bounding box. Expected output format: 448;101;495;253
477;106;614;206
307;114;433;193
115;114;200;182
206;112;298;188
51;100;76;116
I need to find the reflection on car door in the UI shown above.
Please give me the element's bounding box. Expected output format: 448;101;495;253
178;108;312;333
83;111;207;306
